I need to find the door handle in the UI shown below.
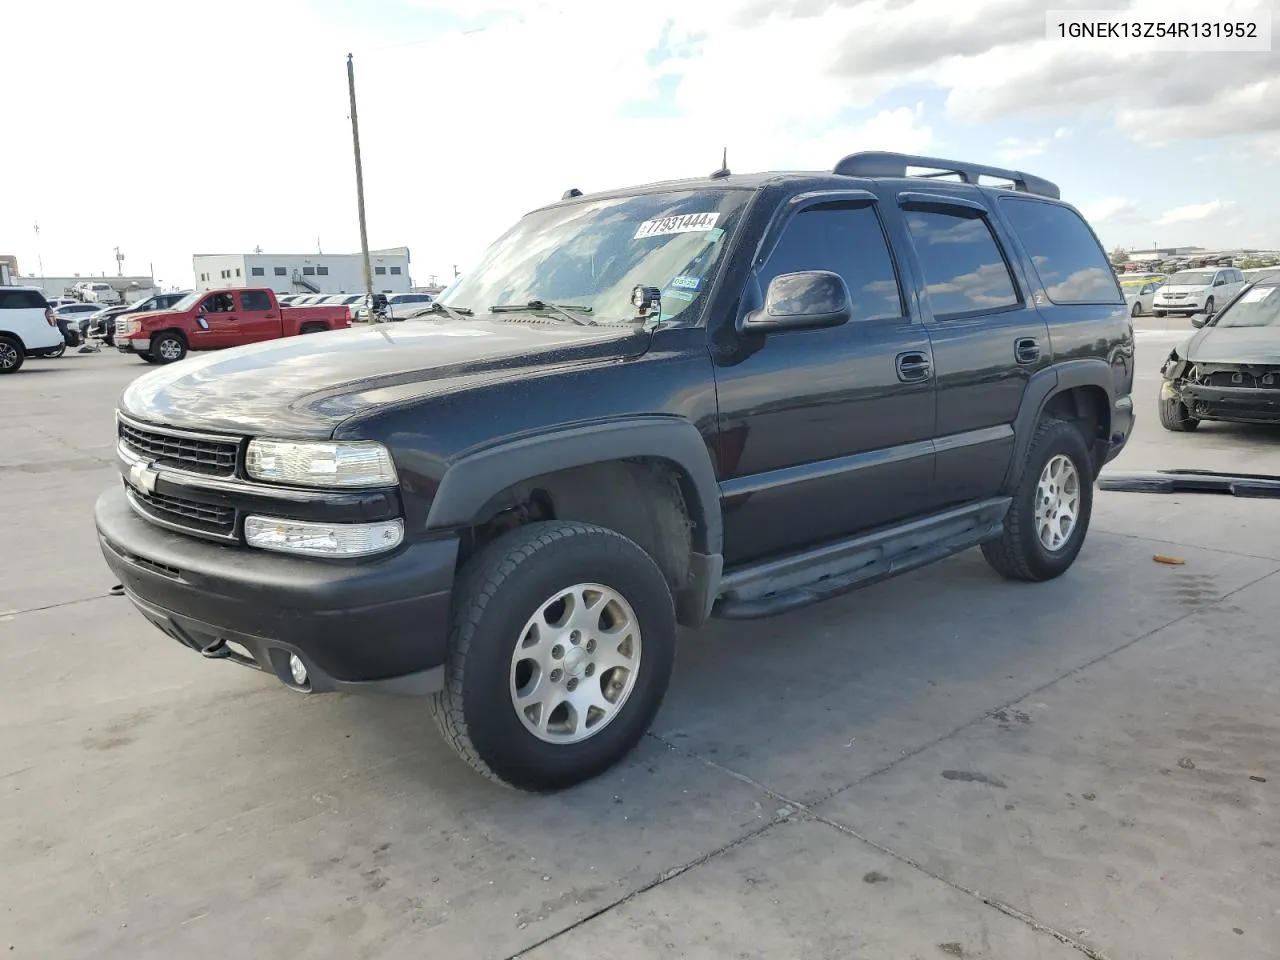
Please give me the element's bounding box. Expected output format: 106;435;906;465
896;351;932;383
1014;337;1041;365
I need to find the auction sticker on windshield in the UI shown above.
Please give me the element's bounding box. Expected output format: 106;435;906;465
634;212;721;239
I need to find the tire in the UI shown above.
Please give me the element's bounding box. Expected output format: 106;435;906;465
138;353;158;364
299;323;324;335
151;332;186;364
1154;310;1166;318
1158;395;1200;432
0;335;23;374
48;343;67;358
981;418;1094;583
431;520;676;791
1130;301;1143;318
1203;297;1214;317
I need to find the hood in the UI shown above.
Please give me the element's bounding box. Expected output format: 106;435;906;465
1187;324;1280;365
120;318;653;437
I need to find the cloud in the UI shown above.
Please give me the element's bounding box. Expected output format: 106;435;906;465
1081;198;1142;224
1156;200;1235;226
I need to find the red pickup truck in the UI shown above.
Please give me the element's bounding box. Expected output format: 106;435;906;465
114;287;352;364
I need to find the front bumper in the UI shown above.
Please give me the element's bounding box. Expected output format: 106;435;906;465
1178;383;1280;424
1153;301;1201;314
116;337;150;354
96;486;458;694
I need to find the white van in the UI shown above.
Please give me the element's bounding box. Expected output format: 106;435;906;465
83;282;121;304
0;286;64;373
1153;267;1246;317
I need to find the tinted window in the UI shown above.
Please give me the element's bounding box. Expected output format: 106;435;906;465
998;198;1120;305
274;266;287;276
251;267;264;276
905;208;1020;317
758;202;903;321
302;266;315;276
239;290;272;311
317;266;329;276
0;290;47;309
390;266;402;275
375;266;387;275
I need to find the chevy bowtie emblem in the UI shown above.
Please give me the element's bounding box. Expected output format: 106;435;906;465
128;460;159;494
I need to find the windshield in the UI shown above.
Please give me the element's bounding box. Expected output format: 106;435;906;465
438;189;750;324
1213;283;1280;328
1167;271;1215;286
167;292;203;312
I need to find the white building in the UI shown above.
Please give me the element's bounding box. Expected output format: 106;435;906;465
192;247;413;295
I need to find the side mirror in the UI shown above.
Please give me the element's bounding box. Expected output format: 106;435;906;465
740;270;852;333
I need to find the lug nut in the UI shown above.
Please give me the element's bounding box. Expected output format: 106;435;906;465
550;668;563;682
585;664;595;677
585;639;596;653
570;630;581;645
551;645;564;659
566;678;578;691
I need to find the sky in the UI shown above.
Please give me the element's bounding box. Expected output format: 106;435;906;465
2;0;1277;289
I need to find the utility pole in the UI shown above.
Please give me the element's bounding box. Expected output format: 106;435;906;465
34;223;45;281
347;53;374;313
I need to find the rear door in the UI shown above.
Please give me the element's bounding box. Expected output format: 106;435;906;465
235;289;281;343
897;191;1051;507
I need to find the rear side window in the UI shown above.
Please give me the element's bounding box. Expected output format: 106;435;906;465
759;202;905;322
904;209;1020;318
999;198;1122;305
0;290;48;309
239;290;273;311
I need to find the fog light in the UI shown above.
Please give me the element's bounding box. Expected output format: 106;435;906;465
289;654;308;685
244;515;404;558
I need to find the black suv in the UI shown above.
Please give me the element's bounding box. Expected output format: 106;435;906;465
95;152;1134;790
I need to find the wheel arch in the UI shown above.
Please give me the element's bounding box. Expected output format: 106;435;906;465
0;330;28;349
1005;361;1116;489
426;417;724;627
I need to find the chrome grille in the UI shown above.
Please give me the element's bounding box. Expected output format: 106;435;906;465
126;483;236;538
119;417;239;476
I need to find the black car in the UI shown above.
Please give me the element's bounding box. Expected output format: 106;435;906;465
95;151;1134;790
90;291;192;344
1158;277;1280;430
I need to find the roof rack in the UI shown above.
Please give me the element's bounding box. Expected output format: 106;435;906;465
832;151;1060;200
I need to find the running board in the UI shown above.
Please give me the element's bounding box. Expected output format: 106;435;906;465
1098;469;1280;499
712;497;1011;620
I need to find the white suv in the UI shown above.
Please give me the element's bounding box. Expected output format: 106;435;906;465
1153;267;1246;317
83;281;121;304
0;286;63;373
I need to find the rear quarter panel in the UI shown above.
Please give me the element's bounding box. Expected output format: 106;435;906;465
279;306;352;335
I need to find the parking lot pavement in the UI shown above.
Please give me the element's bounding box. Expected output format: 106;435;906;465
2;347;1278;959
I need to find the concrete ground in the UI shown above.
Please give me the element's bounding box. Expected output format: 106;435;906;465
2;323;1277;960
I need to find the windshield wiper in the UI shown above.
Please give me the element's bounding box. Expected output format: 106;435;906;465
489;300;596;326
415;301;473;322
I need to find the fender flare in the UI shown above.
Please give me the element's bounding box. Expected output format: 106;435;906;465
1003;359;1116;490
425;416;724;557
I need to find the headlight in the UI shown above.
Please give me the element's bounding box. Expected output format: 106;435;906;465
245;439;398;488
245;515;404;558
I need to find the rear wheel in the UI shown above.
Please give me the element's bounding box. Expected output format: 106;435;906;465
47;342;67;358
151;332;186;364
1130;300;1143;317
1159;394;1200;432
0;335;24;374
431;521;676;791
299;323;324;335
982;418;1093;583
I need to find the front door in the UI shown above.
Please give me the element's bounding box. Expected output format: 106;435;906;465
712;192;937;567
895;193;1051;507
193;292;241;348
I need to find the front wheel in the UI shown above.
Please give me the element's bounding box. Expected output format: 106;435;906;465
982;418;1094;582
431;521;676;791
1159;394;1200;432
1130;300;1143;318
1202;297;1214;317
150;332;187;364
47;342;67;358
